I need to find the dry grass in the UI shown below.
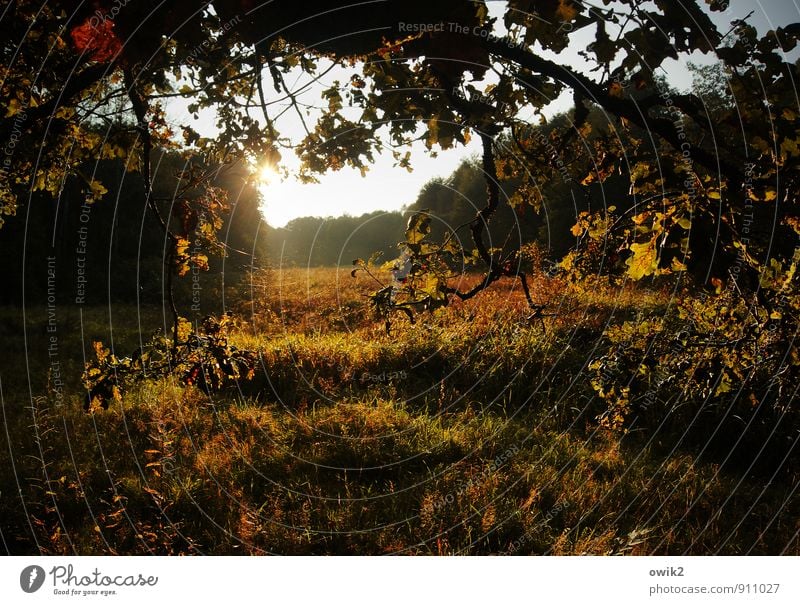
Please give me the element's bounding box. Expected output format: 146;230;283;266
0;269;797;555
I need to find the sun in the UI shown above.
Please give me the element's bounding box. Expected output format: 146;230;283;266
258;162;280;184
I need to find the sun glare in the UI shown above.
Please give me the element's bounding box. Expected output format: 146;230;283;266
258;163;279;184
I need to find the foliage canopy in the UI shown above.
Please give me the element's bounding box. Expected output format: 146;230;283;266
3;1;798;289
3;1;800;404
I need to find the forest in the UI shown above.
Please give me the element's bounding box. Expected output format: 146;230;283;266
0;0;798;555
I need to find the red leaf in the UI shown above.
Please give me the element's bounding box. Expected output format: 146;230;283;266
70;18;122;63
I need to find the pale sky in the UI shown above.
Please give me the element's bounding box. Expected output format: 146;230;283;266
165;0;799;227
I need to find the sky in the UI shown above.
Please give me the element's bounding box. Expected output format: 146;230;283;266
165;0;800;227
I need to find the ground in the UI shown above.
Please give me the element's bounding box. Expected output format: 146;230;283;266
0;268;797;554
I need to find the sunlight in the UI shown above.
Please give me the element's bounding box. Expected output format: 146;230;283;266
256;142;483;228
258;167;414;228
259;176;319;228
257;162;280;184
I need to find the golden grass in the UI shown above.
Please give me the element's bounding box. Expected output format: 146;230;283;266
0;269;796;555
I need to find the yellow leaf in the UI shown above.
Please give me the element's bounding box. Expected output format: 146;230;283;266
751;136;771;154
175;237;190;256
54;106;74;119
5;98;20;118
626;238;659;280
715;373;732;396
671;257;688;271
785;216;800;235
88;180;108;201
33;172;47;192
193;253;209;271
781;137;800;158
426;117;438;148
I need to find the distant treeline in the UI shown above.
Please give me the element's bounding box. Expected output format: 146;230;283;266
0;152;264;312
263;211;406;268
0;106;638;309
265;106;636;269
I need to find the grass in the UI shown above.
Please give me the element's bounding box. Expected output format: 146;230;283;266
0;268;797;555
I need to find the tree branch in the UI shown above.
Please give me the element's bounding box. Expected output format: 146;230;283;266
124;68;180;349
471;132;500;268
482;36;745;185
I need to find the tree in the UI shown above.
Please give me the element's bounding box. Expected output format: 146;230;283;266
2;0;799;318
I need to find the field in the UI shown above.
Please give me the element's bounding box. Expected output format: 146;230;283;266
1;267;798;555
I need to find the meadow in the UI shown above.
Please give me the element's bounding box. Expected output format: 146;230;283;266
0;267;797;555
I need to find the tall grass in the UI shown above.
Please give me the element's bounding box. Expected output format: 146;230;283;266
0;269;797;554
